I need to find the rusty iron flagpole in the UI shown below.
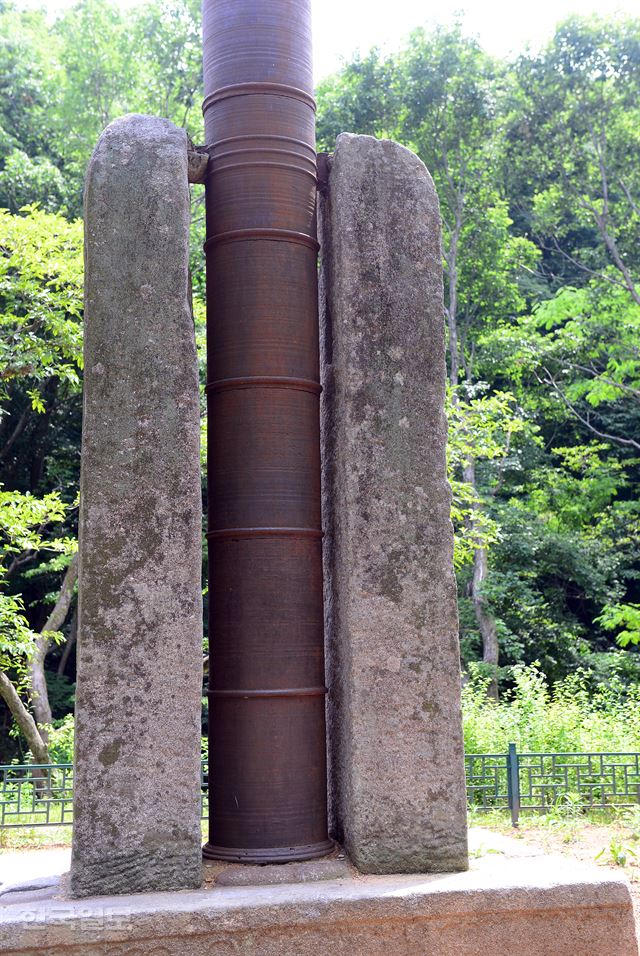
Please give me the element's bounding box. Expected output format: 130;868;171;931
202;0;332;862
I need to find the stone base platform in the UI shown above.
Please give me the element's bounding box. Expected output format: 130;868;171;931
0;848;636;956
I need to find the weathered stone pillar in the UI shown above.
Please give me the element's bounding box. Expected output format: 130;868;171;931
71;115;203;897
319;133;468;873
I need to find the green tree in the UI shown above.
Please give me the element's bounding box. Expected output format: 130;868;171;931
316;16;640;692
392;27;539;693
0;206;82;760
1;2;639;732
0;485;74;763
53;0;136;199
131;0;203;136
505;16;640;301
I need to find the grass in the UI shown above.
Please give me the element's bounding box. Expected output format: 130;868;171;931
0;824;72;850
0;819;211;851
463;664;640;754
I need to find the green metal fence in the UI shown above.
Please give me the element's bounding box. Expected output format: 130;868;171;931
465;745;640;825
2;746;640;829
0;763;74;828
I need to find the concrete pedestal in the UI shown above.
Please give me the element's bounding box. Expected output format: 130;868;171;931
1;846;636;955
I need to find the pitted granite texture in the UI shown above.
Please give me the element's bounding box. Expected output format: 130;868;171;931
319;133;468;873
71;114;203;897
0;853;636;955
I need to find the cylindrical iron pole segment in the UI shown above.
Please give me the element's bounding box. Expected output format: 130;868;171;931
202;0;332;862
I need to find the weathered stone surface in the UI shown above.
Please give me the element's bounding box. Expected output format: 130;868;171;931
214;858;351;887
319;133;468;873
71;114;203;897
1;853;636;955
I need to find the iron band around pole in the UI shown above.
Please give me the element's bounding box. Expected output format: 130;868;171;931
212;146;316;165
210;134;317;157
205;376;321;395
210;161;317;182
208;687;327;698
202;840;335;864
204;228;319;251
202;82;317;112
206;527;323;540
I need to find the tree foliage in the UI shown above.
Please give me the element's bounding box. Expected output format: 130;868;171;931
0;2;639;756
317;14;640;691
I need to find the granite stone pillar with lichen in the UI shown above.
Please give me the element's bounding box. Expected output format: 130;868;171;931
319;133;468;873
71;114;203;897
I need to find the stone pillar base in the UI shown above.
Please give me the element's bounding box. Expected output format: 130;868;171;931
1;852;636;955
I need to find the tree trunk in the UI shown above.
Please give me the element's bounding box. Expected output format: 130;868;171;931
0;402;32;462
471;543;499;699
29;553;78;740
28;377;58;490
463;459;499;698
57;609;77;677
443;193;498;694
446;220;461;388
0;671;49;764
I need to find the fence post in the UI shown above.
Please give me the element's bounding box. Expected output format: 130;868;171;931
507;742;521;827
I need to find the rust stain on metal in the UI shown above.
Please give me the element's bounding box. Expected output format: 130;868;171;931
202;0;332;864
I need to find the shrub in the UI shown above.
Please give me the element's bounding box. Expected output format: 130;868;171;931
463;663;640;753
